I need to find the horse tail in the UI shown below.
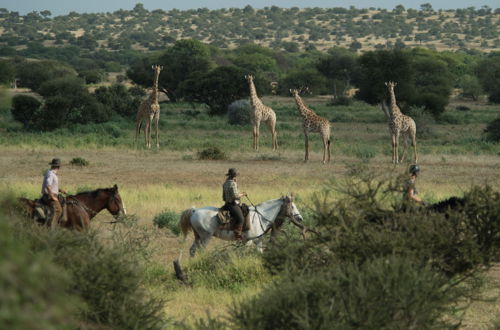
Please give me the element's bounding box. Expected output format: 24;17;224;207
179;208;194;238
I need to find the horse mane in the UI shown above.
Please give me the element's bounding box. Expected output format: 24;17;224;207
74;187;114;198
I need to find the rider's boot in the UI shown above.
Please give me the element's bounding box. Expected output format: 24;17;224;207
234;223;244;242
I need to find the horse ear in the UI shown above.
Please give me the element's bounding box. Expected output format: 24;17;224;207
113;184;118;191
289;192;295;201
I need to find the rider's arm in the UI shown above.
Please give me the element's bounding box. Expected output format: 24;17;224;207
46;185;58;201
407;187;423;203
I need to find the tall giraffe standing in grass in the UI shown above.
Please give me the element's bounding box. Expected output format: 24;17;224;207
291;89;331;163
384;81;418;164
245;75;278;151
135;65;162;149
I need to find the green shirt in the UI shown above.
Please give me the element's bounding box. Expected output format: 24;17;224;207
403;178;418;200
223;179;240;203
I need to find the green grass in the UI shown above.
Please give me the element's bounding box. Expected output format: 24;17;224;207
2;96;499;157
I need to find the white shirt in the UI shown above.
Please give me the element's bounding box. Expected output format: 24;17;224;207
41;169;59;195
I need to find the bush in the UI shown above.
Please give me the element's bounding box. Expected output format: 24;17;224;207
0;220;82;329
227;99;251;125
94;84;143;118
78;69;104;84
328;95;353;106
13;221;168;328
197;146;228;160
484;117;500;142
152;209;180;235
231;256;461;330
455;105;471;111
408;106;435;137
187;248;269;291
10;94;41;128
70;157;89;167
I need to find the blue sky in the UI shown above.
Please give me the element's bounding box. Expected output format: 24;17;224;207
0;0;497;16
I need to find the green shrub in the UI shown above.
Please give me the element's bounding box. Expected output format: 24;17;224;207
197;146;228;160
408;106;436;137
153;209;180;235
231;256;462;330
12;219;168;329
70;157;89;167
0;220;82;329
484;117;500;142
187;248;269;291
328;95;353;106
227;99;251;125
10;94;41;128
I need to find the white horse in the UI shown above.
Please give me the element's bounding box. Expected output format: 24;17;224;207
179;195;303;256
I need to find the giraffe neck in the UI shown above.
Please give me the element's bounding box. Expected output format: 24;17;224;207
248;80;263;108
294;94;311;117
388;87;402;118
151;71;160;103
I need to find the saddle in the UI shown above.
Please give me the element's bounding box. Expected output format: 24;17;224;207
35;194;68;225
217;203;251;232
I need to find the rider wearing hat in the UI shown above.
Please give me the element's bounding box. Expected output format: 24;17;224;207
222;168;247;240
41;158;66;228
404;164;423;205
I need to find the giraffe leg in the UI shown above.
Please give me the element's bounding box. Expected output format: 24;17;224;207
146;119;152;149
304;132;309;162
252;125;257;150
391;134;397;164
412;132;418;164
135;118;142;145
155;112;160;149
269;121;277;150
327;138;331;163
394;132;400;164
400;134;409;163
255;122;261;151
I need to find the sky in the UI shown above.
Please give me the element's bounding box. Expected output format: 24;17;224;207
0;0;497;16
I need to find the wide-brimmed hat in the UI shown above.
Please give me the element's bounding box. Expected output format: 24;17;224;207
225;168;238;177
49;158;61;167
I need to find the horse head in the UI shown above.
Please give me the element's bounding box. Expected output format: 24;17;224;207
105;184;127;218
281;193;303;223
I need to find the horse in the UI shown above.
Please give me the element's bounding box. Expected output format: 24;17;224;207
19;184;126;230
179;195;304;256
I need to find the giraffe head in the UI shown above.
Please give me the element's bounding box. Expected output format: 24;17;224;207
152;64;163;75
385;81;397;90
244;74;255;83
289;87;309;96
289;88;299;96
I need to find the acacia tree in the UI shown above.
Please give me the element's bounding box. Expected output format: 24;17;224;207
179;66;247;115
476;53;500;103
356;49;452;116
316;48;361;99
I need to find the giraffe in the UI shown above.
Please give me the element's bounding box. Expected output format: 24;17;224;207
245;75;278;151
384;81;418;164
291;88;331;163
135;65;162;149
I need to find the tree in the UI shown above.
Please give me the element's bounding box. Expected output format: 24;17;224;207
16;60;76;91
180;66;247;115
458;74;482;101
0;60;15;84
280;68;329;95
356;49;452;116
94;84;142;118
476;53;500;103
157;39;213;101
11;95;41;127
317;48;360;98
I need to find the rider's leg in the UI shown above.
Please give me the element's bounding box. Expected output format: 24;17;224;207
49;199;62;229
228;204;244;241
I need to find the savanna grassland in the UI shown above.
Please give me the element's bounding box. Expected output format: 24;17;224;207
1;88;500;327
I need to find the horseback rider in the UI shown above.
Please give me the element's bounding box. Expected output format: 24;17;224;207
404;164;424;205
222;168;247;241
41;158;66;228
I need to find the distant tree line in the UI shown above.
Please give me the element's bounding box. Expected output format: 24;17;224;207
3;39;499;130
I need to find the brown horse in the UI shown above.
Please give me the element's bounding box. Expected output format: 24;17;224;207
20;184;126;230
